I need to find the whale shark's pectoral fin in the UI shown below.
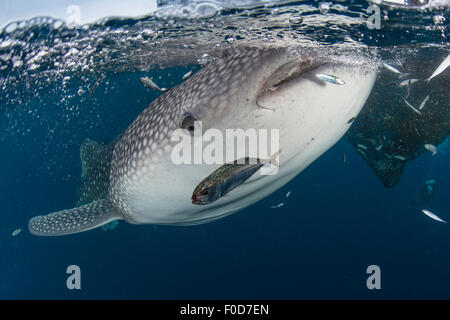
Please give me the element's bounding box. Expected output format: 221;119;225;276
28;199;121;236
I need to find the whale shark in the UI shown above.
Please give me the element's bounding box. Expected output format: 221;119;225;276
28;46;377;236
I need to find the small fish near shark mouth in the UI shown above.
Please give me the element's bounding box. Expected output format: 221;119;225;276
28;46;377;236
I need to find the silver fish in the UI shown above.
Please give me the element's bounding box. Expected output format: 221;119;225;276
27;47;377;236
424;143;437;156
399;79;419;87
286;191;292;198
403;99;422;115
358;149;368;158
271;202;285;209
419;95;429;110
140;76;167;92
382;62;402;74
315;73;345;85
182;68;194;80
427;54;450;82
393;155;407;161
11;228;22;236
421;209;447;224
357;143;368;150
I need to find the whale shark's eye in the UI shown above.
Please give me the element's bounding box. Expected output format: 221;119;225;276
201;189;209;196
181;113;197;134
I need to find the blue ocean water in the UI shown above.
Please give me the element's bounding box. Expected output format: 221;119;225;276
0;0;449;299
1;67;449;299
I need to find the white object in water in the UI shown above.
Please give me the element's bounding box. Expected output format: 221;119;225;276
419;95;429;110
399;79;419;87
421;209;447;224
382;62;402;74
403;100;422;115
271;202;285;209
140;76;167;92
381;0;407;5
182;68;194;80
11;228;22;236
424;144;437;156
357;143;368;150
427;54;450;82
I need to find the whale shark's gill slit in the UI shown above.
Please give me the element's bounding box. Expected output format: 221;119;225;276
28;200;121;236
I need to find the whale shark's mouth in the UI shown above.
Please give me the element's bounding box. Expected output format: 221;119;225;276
256;56;320;109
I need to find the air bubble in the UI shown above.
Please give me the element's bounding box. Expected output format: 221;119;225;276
4;22;18;33
319;2;332;13
226;36;236;44
289;16;303;24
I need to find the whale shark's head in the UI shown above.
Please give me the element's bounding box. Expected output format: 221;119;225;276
106;46;377;226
